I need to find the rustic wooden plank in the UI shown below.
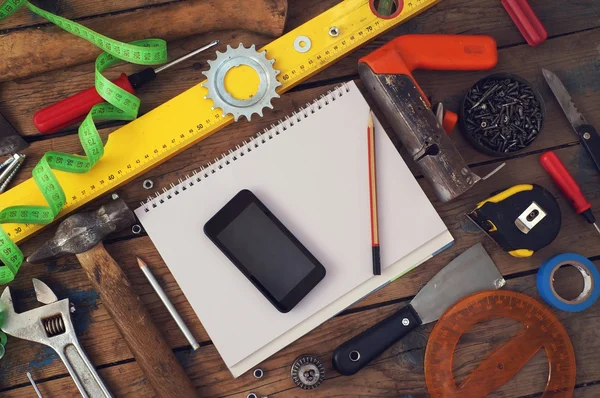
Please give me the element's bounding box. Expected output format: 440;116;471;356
2;272;599;397
2;0;600;138
0;361;153;397
0;0;177;31
2;131;599;389
2;0;600;395
0;0;287;82
7;68;600;265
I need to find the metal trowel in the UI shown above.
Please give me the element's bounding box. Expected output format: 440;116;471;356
332;243;505;376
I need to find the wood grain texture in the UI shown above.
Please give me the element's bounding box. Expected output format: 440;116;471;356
0;0;178;31
0;0;288;82
1;0;600;396
1;1;598;139
1;273;599;397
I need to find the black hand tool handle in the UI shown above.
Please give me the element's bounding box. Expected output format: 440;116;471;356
332;305;421;376
578;125;600;172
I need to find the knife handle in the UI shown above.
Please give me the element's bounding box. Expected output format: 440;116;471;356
577;125;600;172
332;305;421;376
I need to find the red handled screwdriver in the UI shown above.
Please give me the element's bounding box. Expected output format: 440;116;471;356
501;0;547;46
34;40;219;134
540;150;600;234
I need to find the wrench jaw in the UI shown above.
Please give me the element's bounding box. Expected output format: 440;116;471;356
0;287;72;349
1;282;113;397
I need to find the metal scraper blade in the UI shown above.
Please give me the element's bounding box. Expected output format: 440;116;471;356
0;112;28;157
411;243;506;324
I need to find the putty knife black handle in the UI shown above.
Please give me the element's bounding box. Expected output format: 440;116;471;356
577;125;600;172
332;305;422;375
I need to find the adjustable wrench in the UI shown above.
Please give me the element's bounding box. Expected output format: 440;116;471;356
0;279;112;398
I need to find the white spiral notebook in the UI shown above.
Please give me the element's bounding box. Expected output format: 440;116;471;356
135;81;453;377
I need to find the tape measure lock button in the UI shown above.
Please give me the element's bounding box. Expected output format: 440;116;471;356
537;253;600;312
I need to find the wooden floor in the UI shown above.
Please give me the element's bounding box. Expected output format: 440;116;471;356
1;0;600;396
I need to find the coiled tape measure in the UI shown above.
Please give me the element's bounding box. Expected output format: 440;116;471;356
468;184;561;257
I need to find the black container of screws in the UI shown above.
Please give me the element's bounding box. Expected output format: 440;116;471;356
460;73;545;157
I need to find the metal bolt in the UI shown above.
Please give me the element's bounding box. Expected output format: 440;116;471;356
143;179;154;190
0;154;25;193
584;132;591;140
402;318;410;326
329;26;339;37
0;155;15;172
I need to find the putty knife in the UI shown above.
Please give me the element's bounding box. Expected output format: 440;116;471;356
332;243;506;376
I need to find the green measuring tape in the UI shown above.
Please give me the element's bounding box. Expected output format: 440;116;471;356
0;1;168;283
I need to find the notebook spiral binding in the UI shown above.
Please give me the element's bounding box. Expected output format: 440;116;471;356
140;83;352;212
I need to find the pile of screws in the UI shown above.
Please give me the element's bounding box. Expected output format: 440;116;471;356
461;74;544;156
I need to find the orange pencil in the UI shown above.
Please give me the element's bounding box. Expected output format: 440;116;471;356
367;110;381;275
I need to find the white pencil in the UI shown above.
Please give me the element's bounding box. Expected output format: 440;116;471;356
137;257;200;351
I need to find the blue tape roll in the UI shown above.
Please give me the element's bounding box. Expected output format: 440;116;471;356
537;253;600;312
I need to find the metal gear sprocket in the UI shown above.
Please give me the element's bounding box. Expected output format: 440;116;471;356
202;43;281;122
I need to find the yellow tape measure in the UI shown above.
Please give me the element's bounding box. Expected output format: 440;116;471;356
0;0;439;244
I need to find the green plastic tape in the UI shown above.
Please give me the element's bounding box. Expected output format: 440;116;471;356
0;1;168;283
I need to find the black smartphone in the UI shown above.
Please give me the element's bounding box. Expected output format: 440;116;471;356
204;189;326;313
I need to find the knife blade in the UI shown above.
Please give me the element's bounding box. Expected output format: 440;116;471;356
0;112;28;157
542;68;600;171
332;243;505;376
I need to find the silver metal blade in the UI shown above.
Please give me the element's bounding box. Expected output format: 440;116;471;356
411;243;505;324
33;278;58;304
542;69;587;130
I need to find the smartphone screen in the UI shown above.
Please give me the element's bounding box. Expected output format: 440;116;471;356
204;190;326;313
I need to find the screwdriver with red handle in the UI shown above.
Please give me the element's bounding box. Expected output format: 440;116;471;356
34;40;219;134
501;0;547;46
540;150;600;234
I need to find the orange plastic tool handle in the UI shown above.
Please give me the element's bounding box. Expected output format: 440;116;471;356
360;35;498;131
360;34;498;78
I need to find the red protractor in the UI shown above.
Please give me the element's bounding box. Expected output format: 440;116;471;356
425;290;576;397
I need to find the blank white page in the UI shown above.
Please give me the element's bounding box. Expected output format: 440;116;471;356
135;81;447;368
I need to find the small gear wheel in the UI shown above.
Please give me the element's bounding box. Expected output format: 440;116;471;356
202;43;281;122
290;354;325;390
